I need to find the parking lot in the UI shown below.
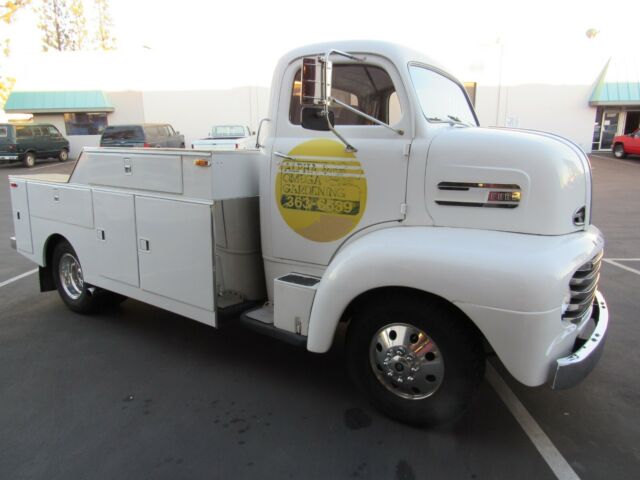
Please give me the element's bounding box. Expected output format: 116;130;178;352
0;153;638;480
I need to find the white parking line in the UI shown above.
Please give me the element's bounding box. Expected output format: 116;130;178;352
486;364;580;480
0;269;38;289
603;259;640;276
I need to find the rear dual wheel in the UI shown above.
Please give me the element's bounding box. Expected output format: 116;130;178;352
52;240;126;313
346;293;485;427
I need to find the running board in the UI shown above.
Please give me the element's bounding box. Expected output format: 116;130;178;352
239;308;307;348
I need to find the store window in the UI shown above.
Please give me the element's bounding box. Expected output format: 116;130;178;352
63;112;108;135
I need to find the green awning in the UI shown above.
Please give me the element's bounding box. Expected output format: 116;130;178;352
590;58;640;106
4;90;114;113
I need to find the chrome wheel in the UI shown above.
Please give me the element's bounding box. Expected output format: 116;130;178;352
370;323;444;400
59;149;68;161
613;144;625;158
59;253;84;300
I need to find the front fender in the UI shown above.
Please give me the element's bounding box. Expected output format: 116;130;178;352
306;225;604;358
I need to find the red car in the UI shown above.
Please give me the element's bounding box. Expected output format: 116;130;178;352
612;129;640;158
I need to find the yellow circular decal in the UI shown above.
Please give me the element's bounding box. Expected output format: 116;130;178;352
276;139;367;242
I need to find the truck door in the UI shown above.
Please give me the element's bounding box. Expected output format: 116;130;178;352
269;56;411;265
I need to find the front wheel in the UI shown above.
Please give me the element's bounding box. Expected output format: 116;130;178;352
346;293;485;427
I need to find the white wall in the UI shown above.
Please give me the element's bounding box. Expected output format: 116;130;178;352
475;84;597;152
141;87;270;148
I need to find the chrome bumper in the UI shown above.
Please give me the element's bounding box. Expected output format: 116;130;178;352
552;291;608;389
10;236;16;250
0;155;18;161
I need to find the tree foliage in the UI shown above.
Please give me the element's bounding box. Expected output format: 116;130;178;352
1;0;30;24
37;0;87;51
94;0;115;50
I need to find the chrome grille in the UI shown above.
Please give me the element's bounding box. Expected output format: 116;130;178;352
563;251;602;323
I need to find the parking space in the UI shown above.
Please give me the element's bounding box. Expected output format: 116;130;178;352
0;154;639;479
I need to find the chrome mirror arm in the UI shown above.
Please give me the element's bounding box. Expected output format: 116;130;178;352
322;49;366;64
321;106;357;153
330;98;404;136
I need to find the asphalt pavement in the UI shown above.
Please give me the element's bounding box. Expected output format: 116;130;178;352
0;153;638;479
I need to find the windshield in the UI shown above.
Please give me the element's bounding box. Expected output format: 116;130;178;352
409;65;477;126
210;126;247;137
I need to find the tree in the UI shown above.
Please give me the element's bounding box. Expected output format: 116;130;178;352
1;1;30;108
68;0;87;50
37;0;87;51
94;0;115;50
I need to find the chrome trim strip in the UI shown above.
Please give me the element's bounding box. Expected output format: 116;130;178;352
435;200;519;209
437;181;520;190
552;291;608;390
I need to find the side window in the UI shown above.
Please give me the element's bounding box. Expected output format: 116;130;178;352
289;63;399;126
166;125;175;136
0;126;8;137
17;127;32;138
32;127;43;137
48;126;61;137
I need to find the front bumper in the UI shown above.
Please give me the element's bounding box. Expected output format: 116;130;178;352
552;291;608;389
0;154;18;161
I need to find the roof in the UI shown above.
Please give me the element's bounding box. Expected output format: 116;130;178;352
590;58;640;106
4;90;114;113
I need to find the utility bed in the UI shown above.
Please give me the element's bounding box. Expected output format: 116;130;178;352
9;148;265;326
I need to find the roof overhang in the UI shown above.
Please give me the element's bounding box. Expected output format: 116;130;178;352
4;90;114;114
590;59;640;107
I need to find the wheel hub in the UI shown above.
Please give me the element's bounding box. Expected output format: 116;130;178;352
59;253;84;300
370;323;444;400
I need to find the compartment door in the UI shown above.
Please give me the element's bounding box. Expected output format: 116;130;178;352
93;191;139;287
9;180;33;254
135;197;214;311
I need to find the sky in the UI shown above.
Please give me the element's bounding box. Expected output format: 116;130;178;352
2;0;637;91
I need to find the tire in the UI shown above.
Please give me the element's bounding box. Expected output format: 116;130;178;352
613;143;627;159
52;240;122;314
58;148;69;162
180;143;185;149
23;152;36;168
346;292;485;427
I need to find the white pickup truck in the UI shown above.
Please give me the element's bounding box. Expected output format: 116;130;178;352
8;41;608;427
191;125;254;150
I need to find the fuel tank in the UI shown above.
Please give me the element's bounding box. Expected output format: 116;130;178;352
425;127;591;235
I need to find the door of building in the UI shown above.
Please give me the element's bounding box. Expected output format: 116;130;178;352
599;110;620;150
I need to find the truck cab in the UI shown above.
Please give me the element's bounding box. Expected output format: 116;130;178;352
9;41;608;427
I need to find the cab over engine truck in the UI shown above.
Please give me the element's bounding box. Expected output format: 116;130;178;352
8;41;608;427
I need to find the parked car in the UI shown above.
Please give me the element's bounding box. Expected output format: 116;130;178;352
0;123;70;168
191;125;254;150
100;124;185;149
612;129;640;158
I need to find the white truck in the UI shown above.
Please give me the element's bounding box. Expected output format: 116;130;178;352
191;125;254;150
8;41;608;427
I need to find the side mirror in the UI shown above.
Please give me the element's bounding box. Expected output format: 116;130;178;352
301;107;334;131
301;57;332;106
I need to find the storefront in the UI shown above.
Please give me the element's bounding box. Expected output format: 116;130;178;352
590;59;640;151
